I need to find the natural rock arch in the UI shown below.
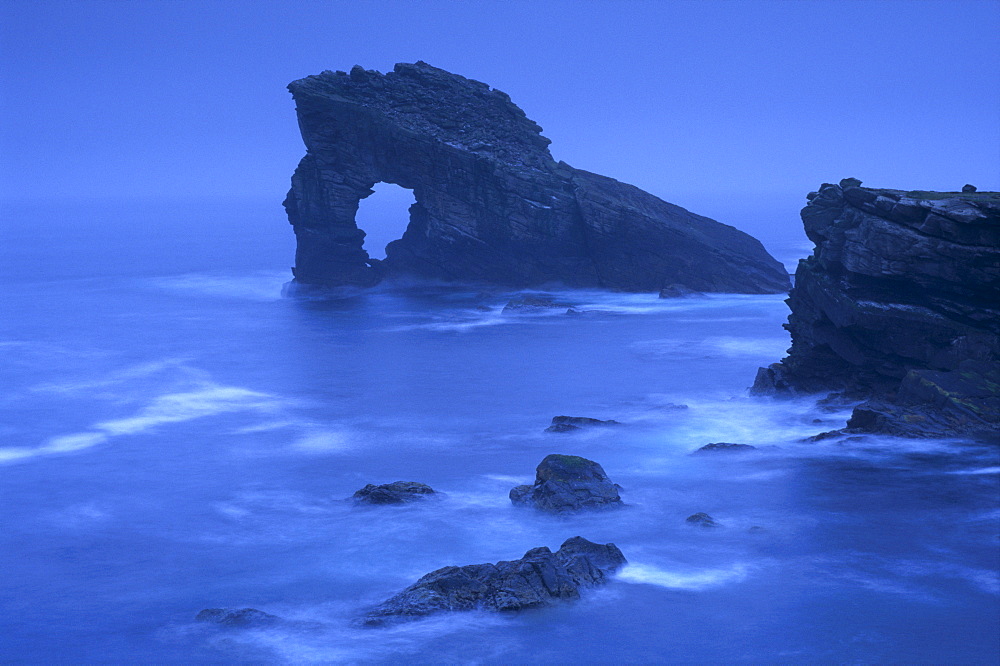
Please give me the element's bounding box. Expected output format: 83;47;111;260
283;62;790;293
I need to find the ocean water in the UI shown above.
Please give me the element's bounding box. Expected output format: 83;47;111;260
1;199;997;664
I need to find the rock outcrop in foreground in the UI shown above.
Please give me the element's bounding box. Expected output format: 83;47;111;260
510;454;623;512
362;536;626;626
284;62;790;293
753;179;999;439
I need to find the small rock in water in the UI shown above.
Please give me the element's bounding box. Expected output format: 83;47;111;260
502;294;567;313
360;536;627;626
352;481;436;505
692;442;757;454
802;430;845;442
545;415;620;433
658;284;702;299
510;454;623;512
686;512;720;528
195;608;281;627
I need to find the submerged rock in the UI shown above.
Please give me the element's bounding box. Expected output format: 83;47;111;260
283;62;790;293
685;512;720;528
692;442;757;454
361;536;626;626
509;454;623;512
352;481;436;505
751;180;1000;439
658;284;702;298
544;415;621;433
501;294;568;313
195;608;281;627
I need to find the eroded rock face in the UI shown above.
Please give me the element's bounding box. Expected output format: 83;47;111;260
361;536;626;626
283;62;790;293
753;179;1000;439
510;454;623;512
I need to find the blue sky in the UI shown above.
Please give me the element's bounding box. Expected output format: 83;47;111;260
2;0;998;248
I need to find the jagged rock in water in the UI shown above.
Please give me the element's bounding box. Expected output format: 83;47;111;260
195;608;281;627
509;454;623;512
686;512;720;527
283;62;790;293
361;536;626;626
544;415;621;433
752;179;1000;439
692;442;757;454
352;481;436;505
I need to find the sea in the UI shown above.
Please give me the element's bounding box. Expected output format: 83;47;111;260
1;197;997;664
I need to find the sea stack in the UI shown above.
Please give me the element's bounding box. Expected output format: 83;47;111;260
283;62;790;293
753;179;1000;439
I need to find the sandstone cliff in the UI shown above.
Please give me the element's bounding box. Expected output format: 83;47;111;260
754;179;999;439
283;62;790;293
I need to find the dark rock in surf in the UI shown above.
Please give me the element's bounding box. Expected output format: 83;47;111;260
545;415;621;433
685;512;720;528
195;608;282;627
751;180;1000;440
502;294;567;313
692;442;757;454
802;429;846;442
361;536;626;626
509;454;623;512
352;481;436;505
283;62;791;293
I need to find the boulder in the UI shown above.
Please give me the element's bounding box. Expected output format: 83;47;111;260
751;180;1000;439
963;184;977;193
352;481;436;505
509;454;623;512
195;608;281;627
361;536;626;626
283;62;790;293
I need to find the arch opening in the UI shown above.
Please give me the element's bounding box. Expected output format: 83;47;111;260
356;182;416;260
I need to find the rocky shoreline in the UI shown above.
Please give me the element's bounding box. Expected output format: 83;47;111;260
753;179;999;440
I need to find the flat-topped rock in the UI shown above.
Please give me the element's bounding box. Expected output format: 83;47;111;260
752;180;1000;439
195;608;281;627
361;536;626;626
352;481;436;505
283;62;790;293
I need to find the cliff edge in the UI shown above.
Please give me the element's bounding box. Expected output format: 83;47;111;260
283;62;790;293
753;179;1000;439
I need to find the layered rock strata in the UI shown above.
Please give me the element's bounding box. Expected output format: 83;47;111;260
361;536;626;626
283;62;790;293
753;179;999;439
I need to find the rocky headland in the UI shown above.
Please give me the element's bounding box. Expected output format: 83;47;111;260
283;62;790;293
753;179;999;439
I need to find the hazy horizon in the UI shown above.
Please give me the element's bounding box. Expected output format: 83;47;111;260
2;0;998;257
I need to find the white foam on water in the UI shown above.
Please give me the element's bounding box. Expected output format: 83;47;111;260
29;358;195;394
617;562;749;589
946;466;1000;475
96;385;283;435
